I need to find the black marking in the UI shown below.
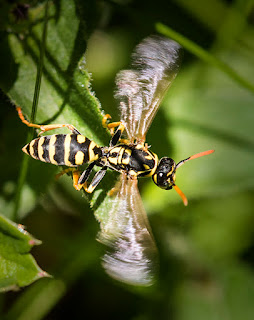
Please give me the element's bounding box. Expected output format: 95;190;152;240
111;152;118;158
32;138;39;159
152;157;175;189
78;162;96;184
25;143;31;156
110;128;122;146
93;145;103;159
41;136;50;163
128;148;155;173
122;152;128;159
69;135;92;166
53;134;66;165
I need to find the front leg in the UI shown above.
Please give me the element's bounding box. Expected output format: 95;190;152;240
102;114;126;146
110;123;125;146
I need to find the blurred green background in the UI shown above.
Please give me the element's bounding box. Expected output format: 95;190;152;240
0;0;254;319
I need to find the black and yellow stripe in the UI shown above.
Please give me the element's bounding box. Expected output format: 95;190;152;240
22;134;102;167
107;144;158;177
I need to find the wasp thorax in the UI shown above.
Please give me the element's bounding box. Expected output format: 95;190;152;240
152;157;176;190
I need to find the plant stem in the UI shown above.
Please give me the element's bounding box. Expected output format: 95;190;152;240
156;23;254;94
12;0;49;221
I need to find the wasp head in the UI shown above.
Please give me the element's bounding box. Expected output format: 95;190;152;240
152;157;176;190
152;150;215;206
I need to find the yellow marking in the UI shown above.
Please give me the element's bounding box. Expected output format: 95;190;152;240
143;164;150;170
88;141;97;161
128;170;137;178
121;148;132;165
64;134;72;166
108;156;118;165
29;140;36;158
166;169;174;176
75;151;84;165
38;137;46;162
77;135;86;143
49;135;58;165
144;152;158;177
127;149;132;155
136;144;144;150
153;174;157;184
145;155;153;160
121;151;130;165
111;147;121;154
118;148;125;165
22;144;29;155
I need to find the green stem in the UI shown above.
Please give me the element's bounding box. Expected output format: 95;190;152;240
156;23;254;94
12;0;49;221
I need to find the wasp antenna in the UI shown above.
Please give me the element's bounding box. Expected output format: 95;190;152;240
173;185;188;206
188;149;214;161
176;149;214;169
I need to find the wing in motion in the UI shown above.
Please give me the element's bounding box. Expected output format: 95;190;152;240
115;35;182;142
98;36;182;285
98;176;158;286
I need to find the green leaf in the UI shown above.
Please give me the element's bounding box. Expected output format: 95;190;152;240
0;214;47;292
5;0;106;145
0;0;112;220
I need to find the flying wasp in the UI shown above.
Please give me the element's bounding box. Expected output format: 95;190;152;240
17;36;214;286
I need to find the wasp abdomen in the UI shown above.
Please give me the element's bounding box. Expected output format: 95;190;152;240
22;134;102;167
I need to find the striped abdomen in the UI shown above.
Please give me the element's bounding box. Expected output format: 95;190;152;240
22;134;102;167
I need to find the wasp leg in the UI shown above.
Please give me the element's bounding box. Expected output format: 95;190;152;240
110;123;125;146
102;114;124;134
77;162;96;187
107;186;120;197
102;113;126;146
16;106;81;135
102;114;112;129
83;167;107;193
119;138;130;144
55;168;83;191
102;114;115;135
55;168;76;180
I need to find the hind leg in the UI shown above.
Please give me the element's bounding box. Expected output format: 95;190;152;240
16;106;81;135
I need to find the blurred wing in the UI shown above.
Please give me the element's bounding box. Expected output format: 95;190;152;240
115;35;182;142
98;176;158;286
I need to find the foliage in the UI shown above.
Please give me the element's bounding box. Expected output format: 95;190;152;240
0;214;47;292
0;0;254;319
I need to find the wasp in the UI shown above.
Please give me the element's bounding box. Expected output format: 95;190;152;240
17;36;214;286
